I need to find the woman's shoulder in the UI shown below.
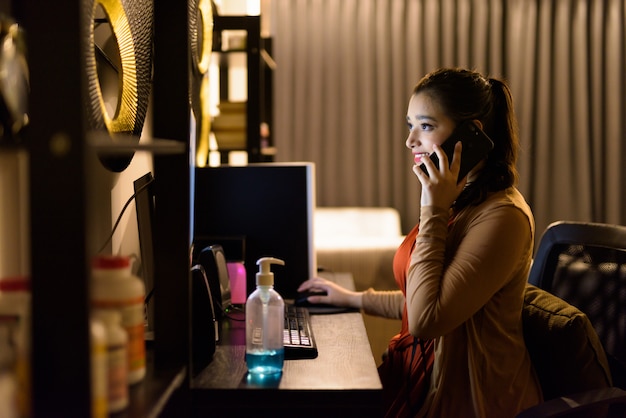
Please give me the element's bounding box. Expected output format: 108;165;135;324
459;187;534;229
486;187;532;212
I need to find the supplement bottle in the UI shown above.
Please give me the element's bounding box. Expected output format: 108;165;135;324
90;317;108;418
93;309;128;413
91;255;146;384
0;277;30;417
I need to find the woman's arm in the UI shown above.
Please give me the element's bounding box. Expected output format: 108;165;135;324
297;277;405;319
406;203;532;338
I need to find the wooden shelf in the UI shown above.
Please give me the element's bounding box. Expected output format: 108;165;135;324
212;15;274;163
87;133;187;155
118;348;187;418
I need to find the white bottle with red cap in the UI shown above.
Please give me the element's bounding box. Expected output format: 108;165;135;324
90;316;108;418
0;277;31;418
90;255;146;384
92;309;128;413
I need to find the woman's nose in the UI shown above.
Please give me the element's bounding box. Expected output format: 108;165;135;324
406;130;418;149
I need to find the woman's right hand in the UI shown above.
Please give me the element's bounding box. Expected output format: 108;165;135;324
297;277;363;309
413;141;467;210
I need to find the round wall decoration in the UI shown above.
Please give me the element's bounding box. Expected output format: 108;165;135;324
82;0;153;172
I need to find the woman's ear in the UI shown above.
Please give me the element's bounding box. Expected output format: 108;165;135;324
473;119;484;130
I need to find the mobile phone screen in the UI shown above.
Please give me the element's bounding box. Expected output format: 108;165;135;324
419;120;494;182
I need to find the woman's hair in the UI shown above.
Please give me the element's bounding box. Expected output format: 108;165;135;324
413;68;520;210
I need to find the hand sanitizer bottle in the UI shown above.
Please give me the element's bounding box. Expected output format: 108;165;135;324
245;257;285;375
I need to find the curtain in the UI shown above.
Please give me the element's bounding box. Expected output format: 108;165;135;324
271;0;626;239
508;0;626;239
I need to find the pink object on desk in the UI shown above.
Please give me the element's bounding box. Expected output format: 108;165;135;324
227;261;247;304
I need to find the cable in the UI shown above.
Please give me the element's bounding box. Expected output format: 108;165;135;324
97;176;155;254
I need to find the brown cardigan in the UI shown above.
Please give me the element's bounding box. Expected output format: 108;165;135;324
363;188;543;417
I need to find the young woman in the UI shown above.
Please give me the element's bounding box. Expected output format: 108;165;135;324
298;68;543;417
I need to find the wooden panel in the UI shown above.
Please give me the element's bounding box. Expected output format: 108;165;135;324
23;0;92;414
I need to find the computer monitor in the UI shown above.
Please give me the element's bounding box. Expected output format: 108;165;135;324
193;163;317;299
133;172;156;338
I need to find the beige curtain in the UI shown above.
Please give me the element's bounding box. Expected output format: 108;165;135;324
272;0;625;238
508;0;626;239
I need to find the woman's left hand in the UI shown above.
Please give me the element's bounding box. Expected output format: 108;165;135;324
413;141;467;209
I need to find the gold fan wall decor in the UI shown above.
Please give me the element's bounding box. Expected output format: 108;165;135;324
189;0;214;167
0;16;29;143
83;0;153;172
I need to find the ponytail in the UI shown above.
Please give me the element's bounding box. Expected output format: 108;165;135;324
453;77;519;211
486;78;519;188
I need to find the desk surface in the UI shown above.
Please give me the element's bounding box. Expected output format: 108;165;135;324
190;273;383;417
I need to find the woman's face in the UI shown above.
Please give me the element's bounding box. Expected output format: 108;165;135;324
405;92;456;166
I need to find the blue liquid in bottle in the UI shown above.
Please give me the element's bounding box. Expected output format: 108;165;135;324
246;348;285;375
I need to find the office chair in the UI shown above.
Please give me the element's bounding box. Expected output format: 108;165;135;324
528;221;626;389
516;387;626;418
516;221;626;417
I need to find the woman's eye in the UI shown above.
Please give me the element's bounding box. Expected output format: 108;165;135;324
420;123;433;131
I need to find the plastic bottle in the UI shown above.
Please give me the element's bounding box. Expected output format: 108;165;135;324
0;326;17;418
226;261;247;305
90;317;108;418
91;255;146;384
0;277;30;418
92;309;128;414
245;257;285;375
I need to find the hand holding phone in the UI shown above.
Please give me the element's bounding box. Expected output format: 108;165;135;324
419;120;494;182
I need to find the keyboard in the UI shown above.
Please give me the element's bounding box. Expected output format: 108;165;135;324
284;304;318;359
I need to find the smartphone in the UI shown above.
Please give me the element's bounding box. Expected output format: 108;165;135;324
419;120;494;182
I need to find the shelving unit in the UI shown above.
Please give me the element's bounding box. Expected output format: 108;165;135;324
20;1;191;416
212;15;274;163
11;2;275;415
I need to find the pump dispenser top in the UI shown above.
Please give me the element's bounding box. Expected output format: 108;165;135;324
255;257;285;286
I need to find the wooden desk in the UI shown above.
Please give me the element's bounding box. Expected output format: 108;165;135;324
190;273;383;417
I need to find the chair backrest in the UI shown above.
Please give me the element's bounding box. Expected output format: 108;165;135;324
528;221;626;389
516;387;626;418
523;284;612;400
